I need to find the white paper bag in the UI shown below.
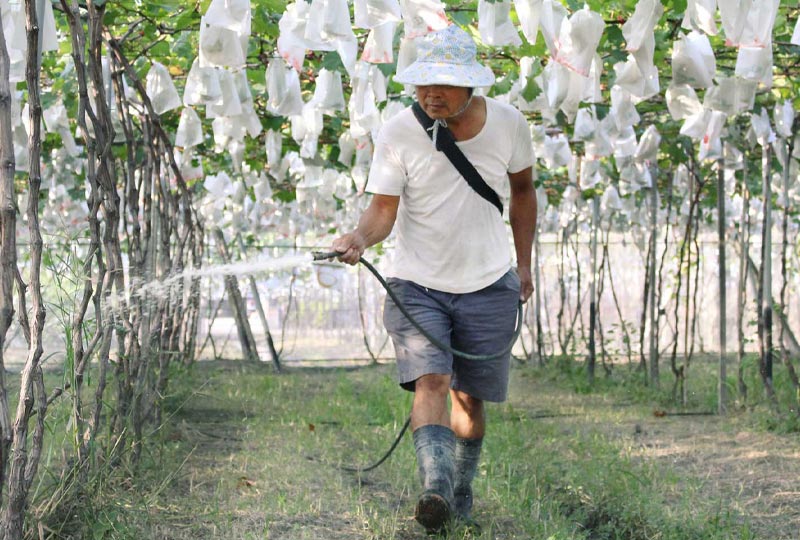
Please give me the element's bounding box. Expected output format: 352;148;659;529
623;0;663;52
254;173;274;201
395;37;418;93
579;158;603;190
238;103;263;138
680;109;711;140
543;134;572;168
635;125;661;163
513;0;543;45
207;69;242;118
609;85;640;130
398;0;449;39
204;171;233;198
478;0;522;47
718;0;749;45
42;0;59;52
362;21;397;63
354;136;374;169
300;133;319;158
792;16;800;46
698;110;726;161
682;0;717;36
735;44;772;87
573;108;596;141
212;116;246;147
178;148;204;181
337;131;356;167
175;107;204;148
614;58;646;97
600;185;623;212
774;100;795;139
266;59;304;117
337;35;359;78
370;65;388;103
183;59;223;106
278;2;336;72
321;0;356;41
266;129;283;169
553;7;604;77
703;76;756;116
666;83;703;120
541;61;570;111
613;126;638;159
146;62;182;115
539;0;566;57
199;16;246;69
355;0;402;29
737;0;779;49
43;102;70;133
671;31;715;89
205;0;252;37
310;68;346;114
232;70;253;108
348;62;381;137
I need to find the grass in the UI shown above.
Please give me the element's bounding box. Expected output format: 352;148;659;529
31;357;771;540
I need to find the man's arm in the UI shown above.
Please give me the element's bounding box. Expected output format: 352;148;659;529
508;166;537;302
332;194;400;265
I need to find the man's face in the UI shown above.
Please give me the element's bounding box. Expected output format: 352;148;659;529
415;85;472;120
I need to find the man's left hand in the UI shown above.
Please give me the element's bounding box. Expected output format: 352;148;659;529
517;266;534;303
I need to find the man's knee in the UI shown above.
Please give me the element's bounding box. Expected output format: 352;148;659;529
415;373;451;397
452;390;484;418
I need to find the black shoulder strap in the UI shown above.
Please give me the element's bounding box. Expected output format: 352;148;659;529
411;101;503;215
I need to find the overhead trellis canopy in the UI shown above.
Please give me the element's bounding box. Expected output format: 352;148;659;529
2;0;800;240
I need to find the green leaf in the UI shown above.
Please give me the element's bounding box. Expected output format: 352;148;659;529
521;77;542;103
320;52;345;72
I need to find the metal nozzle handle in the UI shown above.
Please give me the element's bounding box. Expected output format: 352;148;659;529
312;251;342;261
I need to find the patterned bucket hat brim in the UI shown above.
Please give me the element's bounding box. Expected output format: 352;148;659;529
394;25;495;88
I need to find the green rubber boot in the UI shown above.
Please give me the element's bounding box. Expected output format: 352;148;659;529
413;424;455;534
453;437;483;532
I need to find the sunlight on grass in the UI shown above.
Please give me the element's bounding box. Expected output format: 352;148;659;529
35;358;787;538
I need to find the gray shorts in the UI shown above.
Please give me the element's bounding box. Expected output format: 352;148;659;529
383;269;521;403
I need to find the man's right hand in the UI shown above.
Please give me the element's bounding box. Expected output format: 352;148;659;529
331;232;367;265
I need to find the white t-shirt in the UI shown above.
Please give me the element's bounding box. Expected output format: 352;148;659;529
366;97;534;294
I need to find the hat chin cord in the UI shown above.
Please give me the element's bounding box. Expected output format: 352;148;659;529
429;93;474;148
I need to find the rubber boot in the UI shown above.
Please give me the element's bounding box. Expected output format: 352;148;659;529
412;424;455;534
454;437;483;530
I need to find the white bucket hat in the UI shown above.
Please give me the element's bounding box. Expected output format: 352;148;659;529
393;25;495;88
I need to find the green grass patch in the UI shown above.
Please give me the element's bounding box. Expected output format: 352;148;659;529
57;360;757;539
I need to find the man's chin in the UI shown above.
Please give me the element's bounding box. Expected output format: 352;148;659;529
423;106;449;119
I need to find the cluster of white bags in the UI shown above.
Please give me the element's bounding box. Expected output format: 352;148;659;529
278;0;357;75
617;0;662;100
5;0;61;170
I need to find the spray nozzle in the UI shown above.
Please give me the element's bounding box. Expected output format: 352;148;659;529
312;251;343;262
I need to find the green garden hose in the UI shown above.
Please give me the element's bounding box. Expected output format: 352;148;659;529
312;251;524;473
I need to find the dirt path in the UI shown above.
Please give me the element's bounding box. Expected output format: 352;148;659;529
157;364;800;539
630;415;800;539
508;370;800;539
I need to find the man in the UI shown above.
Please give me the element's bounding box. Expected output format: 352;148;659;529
332;24;536;533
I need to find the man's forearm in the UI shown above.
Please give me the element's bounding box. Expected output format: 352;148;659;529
355;204;395;248
509;191;537;269
353;194;400;250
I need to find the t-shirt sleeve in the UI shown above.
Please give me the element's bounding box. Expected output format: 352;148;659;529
508;109;535;174
365;130;406;196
